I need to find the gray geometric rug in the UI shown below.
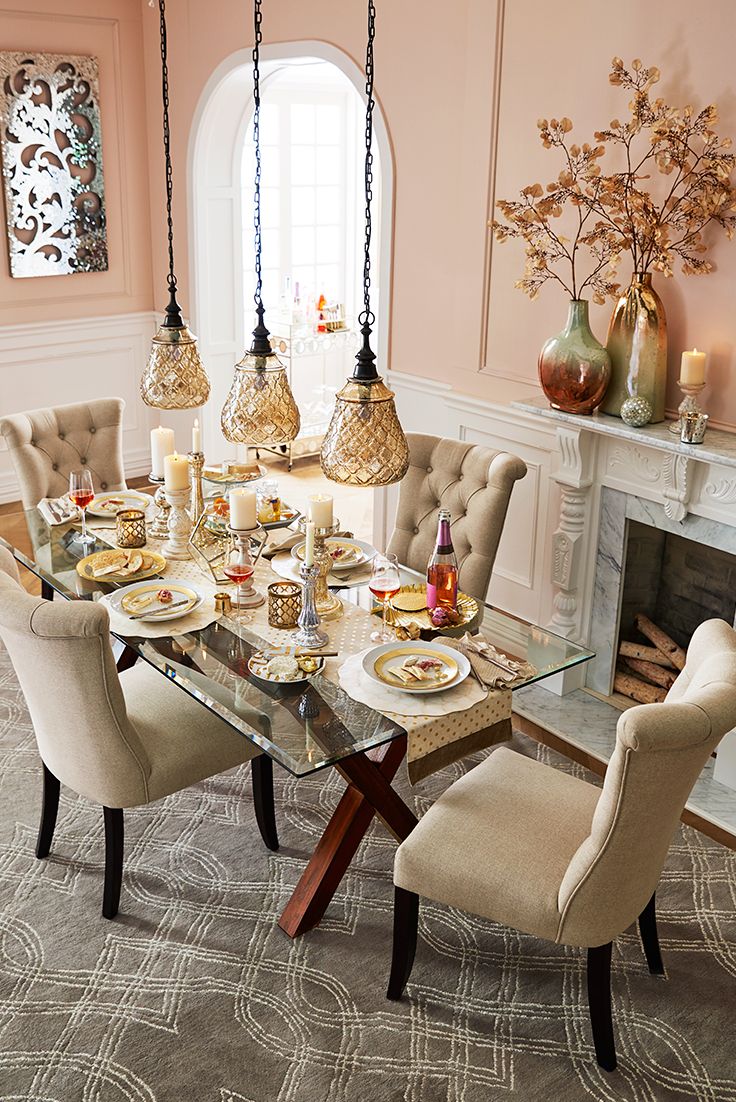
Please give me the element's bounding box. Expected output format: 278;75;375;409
0;641;734;1102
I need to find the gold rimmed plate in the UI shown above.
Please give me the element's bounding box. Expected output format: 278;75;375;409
109;581;202;622
362;641;470;694
87;490;154;517
76;548;166;584
248;652;325;685
293;537;375;571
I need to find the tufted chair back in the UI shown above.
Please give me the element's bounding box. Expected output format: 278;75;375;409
0;398;126;509
556;618;736;948
387;433;526;600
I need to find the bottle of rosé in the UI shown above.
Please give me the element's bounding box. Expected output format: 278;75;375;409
426;509;458;610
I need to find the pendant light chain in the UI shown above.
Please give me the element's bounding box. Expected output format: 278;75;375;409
158;0;176;298
361;0;376;330
252;0;264;312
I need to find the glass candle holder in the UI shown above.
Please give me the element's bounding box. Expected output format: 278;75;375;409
116;509;146;548
268;581;302;628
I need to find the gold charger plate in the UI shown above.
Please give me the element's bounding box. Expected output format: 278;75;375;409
371;645;460;692
76;548;166;584
381;584;480;637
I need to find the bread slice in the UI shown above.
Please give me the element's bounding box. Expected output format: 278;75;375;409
120;550;143;575
92;552;127;578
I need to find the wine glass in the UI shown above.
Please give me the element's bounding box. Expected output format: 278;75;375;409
369;552;401;643
68;469;95;547
223;542;255;625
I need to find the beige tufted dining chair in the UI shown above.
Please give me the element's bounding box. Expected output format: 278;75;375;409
0;545;277;920
0;397;126;510
387;618;736;1071
387;433;526;601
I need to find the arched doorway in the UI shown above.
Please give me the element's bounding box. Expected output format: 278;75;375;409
188;42;394;460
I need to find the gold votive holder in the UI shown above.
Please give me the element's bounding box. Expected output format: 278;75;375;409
116;509;146;548
268;581;302;629
214;592;233;615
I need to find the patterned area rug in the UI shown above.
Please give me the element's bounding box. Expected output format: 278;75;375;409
0;642;735;1102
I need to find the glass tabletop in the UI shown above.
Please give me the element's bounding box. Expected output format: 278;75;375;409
1;509;594;777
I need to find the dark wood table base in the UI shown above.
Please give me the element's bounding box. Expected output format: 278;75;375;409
278;735;415;938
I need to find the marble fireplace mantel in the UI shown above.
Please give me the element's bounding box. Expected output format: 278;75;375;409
511;395;736;653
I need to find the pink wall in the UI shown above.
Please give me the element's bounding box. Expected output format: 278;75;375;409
0;0;154;326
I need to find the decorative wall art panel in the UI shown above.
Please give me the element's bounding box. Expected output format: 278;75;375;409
0;52;107;278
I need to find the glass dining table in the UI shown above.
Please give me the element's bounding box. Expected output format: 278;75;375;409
1;508;594;936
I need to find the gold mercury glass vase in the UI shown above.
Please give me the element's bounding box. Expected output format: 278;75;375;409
601;272;668;423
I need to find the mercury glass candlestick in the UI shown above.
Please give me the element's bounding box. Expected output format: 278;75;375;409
226;526;265;608
669;379;706;435
297;516;343;621
147;474;171;539
188;450;205;523
162;486;193;560
295;562;329;648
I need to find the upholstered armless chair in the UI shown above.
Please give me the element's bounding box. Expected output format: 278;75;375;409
387;618;736;1071
0;397;126;509
387;433;526;601
0;546;277;920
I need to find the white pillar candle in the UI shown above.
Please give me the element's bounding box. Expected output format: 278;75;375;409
308;493;333;528
680;348;706;386
151;425;175;480
192;417;201;454
164;451;191;492
229;487;257;530
304;520;316;567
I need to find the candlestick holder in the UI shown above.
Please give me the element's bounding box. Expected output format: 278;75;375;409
147;474;171;539
227;525;266;608
297;516;343;621
295;562;329;648
188;451;205;523
669;378;706;434
162;486;193;560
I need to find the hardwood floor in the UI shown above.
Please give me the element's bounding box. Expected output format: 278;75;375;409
0;456;374;597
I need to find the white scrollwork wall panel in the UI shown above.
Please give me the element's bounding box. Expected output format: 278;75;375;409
0;52;107;277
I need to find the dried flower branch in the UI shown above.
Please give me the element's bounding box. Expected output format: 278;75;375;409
592;57;736;276
491;118;622;303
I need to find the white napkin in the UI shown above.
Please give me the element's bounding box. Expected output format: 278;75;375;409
37;495;81;526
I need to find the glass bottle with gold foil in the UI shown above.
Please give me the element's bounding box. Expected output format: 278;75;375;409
601;272;667;422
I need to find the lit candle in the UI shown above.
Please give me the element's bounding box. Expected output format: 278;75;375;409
229;487;257;530
150;425;175;479
308;493;333;528
192;417;201;453
304;520;315;568
163;451;191;492
680;348;706;386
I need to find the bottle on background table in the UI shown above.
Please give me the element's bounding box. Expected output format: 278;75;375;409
426;509;458;611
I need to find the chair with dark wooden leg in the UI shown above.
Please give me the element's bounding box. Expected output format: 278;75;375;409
0;545;278;920
387;618;736;1071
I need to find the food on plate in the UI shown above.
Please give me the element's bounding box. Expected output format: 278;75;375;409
212;496;230;518
125;592;156;612
395;621;422;641
97;497;127;512
156;588;173;604
386;654;446;684
330;544;358;564
120;550;143;575
391;590;428;612
297;656;320;674
430;605;462;627
89;549;156;579
265;655;300;681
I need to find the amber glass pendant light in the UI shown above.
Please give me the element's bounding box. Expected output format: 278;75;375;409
141;0;210;411
320;0;408;487
221;0;300;447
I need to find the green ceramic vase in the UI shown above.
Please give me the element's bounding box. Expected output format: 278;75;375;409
538;299;611;415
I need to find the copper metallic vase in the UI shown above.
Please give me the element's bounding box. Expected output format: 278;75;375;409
538;299;611;415
601;272;667;422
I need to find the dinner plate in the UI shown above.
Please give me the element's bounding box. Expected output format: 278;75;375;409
361;640;470;694
87;490;154;517
109;580;203;622
248;651;325;684
76;548;166;584
293;537;376;571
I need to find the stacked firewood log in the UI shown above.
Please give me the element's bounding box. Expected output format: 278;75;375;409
614;614;685;704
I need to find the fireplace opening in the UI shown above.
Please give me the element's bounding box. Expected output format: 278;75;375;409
614;521;736;705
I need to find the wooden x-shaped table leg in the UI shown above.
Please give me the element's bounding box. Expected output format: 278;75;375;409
278;734;416;938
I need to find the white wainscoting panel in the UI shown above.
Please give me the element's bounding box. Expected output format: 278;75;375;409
385;371;558;624
0;312;158;503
